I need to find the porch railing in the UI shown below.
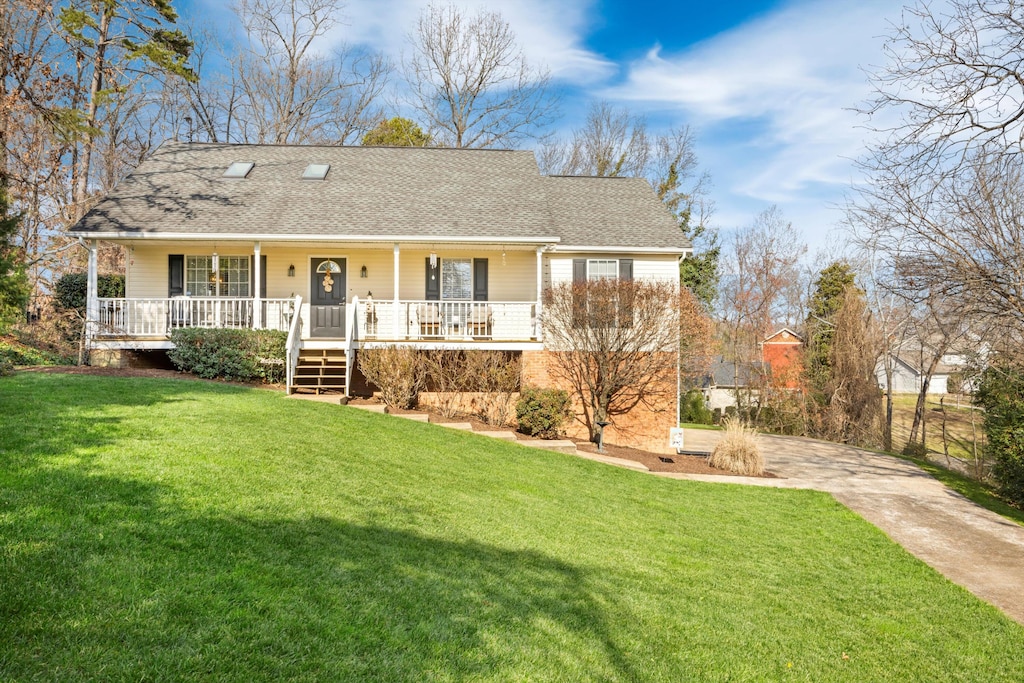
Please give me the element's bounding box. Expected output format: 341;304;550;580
95;297;295;337
356;300;537;341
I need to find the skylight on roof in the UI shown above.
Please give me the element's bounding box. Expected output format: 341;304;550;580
224;162;254;178
302;163;330;180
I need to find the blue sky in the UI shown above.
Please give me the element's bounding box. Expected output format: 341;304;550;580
184;0;908;254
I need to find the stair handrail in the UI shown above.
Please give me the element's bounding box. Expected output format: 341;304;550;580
345;295;358;398
285;294;303;394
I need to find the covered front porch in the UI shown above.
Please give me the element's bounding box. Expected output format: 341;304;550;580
83;238;549;348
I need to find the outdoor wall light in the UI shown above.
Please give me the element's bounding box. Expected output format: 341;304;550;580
287;264;295;277
360;265;368;278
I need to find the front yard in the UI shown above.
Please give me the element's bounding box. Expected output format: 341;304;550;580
2;373;1022;681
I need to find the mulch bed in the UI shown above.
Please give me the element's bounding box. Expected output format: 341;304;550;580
17;368;771;477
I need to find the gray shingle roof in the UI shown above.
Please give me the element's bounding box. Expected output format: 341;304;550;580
543;175;683;249
70;141;690;251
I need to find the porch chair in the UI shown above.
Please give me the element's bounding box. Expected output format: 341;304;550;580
417;303;443;337
467;305;492;338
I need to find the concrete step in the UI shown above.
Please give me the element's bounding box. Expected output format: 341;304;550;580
574;450;649;471
392;413;430;422
524;439;578;455
474;430;518;441
346;403;387;413
436;422;474;431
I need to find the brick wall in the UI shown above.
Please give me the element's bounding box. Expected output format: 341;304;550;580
521;350;676;453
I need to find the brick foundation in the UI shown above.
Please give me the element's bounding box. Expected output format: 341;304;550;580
521;350;677;453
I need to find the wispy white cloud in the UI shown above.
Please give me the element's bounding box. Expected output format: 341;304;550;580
600;0;903;244
336;0;615;84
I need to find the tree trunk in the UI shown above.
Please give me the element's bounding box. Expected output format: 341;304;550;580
908;354;941;446
73;8;111;220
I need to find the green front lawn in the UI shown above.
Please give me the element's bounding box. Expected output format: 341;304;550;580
2;373;1022;681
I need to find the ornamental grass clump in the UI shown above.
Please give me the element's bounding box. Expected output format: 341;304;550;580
708;416;764;476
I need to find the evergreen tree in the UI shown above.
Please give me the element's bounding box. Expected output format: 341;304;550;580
0;190;29;332
805;261;857;392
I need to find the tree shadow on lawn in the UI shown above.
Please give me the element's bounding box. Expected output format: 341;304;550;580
0;462;638;681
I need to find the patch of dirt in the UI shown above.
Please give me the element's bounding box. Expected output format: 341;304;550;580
574;440;775;477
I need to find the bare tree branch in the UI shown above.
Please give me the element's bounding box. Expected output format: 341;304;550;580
404;3;558;148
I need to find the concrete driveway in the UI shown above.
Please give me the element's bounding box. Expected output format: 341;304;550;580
666;430;1024;626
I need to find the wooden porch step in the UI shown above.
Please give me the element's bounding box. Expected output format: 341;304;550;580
291;348;348;396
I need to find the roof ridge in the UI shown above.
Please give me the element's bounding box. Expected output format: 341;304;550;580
161;139;526;153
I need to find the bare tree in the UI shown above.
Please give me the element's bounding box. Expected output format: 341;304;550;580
864;0;1024;181
855;1;1024;350
542;278;684;443
718;206;806;407
815;286;883;446
404;3;558;148
230;0;390;144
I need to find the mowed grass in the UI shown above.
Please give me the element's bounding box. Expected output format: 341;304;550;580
2;375;1023;682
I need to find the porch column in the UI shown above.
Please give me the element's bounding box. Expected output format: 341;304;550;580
253;241;262;329
392;243;401;339
86;239;99;346
535;246;544;341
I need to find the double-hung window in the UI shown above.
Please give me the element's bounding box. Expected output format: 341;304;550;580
442;257;472;300
587;259;618;281
185;255;250;296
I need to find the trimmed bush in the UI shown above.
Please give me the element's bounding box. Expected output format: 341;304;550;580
516;387;571;439
679;389;713;425
358;346;426;409
168;328;286;383
708;417;764;476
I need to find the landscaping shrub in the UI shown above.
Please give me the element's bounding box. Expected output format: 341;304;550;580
708;417;764;476
466;351;521;426
53;272;125;312
168;328;286;383
679;389;713;425
420;348;468;418
358;345;426;409
974;363;1024;507
0;357;12;377
0;337;68;367
516;387;571;439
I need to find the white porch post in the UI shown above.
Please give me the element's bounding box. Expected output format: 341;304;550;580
84;240;99;350
392;243;401;339
535;246;544;341
253;241;262;329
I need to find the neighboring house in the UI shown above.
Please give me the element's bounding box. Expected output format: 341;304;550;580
68;141;689;450
760;328;804;389
702;357;765;412
875;338;978;395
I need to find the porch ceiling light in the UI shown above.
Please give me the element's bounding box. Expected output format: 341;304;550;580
429;252;437;269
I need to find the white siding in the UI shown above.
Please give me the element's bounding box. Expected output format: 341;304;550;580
546;254;680;286
126;243;539;302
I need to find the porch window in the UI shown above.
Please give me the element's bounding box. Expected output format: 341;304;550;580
185;255;250;296
442;258;472;300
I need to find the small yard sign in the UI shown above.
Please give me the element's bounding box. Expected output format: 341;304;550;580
669;428;684;452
